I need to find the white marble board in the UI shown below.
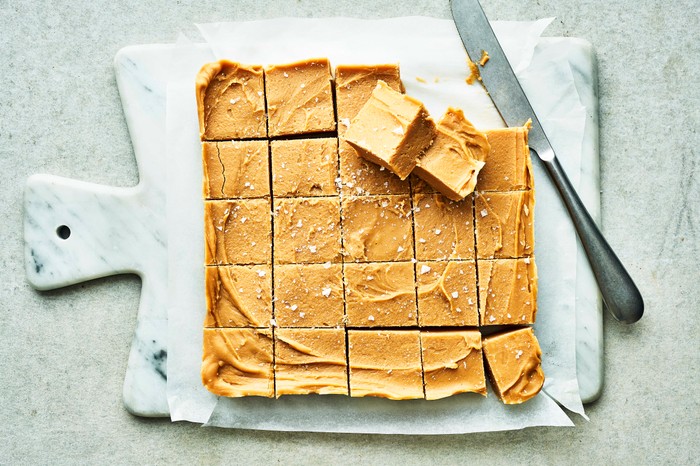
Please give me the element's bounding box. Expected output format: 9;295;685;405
23;31;603;418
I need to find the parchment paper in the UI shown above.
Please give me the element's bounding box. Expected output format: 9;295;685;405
167;17;592;433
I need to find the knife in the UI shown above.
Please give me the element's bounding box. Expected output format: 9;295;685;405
451;0;643;324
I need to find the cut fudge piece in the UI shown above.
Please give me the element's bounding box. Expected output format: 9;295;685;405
416;261;478;327
477;127;533;191
273;197;341;264
478;258;538;325
475;191;534;259
334;64;404;136
202;140;269;199
204;199;271;265
342;195;414;262
348;330;423;399
265;58;335;137
344;262;417;327
482;327;545;404
421;330;487;400
271;138;338;197
413;193;475;261
274;263;344;327
196;60;266;140
413;108;490;201
343;81;436;180
204;265;272;328
338;139;410;196
201;328;274;397
275;328;348;396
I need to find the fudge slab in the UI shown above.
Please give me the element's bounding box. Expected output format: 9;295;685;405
413;193;475;261
202;140;270;199
201;328;274;397
478;258;538;325
416;261;478;327
476;126;533;192
204;199;271;265
271;138;339;197
475;191;535;259
204;265;272;328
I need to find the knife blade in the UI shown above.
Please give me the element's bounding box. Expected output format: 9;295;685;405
450;0;643;324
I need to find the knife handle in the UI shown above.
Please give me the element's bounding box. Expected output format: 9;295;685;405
538;149;644;324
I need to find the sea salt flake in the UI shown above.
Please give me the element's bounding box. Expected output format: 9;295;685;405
299;312;305;318
309;245;317;253
290;304;298;311
257;270;266;277
323;261;332;269
480;209;488;217
419;238;427;243
489;315;496;322
283;72;289;77
321;287;332;297
524;257;531;264
451;291;459;298
434;229;442;235
515;350;523;359
240;217;247;223
392;126;404;135
229;97;240;104
270;318;278;327
397;246;404;253
368;315;375;321
420;265;431;274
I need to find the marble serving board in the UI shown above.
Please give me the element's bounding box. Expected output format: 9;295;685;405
23;34;602;418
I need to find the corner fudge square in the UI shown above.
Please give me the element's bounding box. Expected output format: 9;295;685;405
478;258;538;325
338;139;410;196
416;261;478;327
274;263;344;327
271;138;339;197
421;330;487;400
196;60;267;140
413;193;475;261
334;64;404;136
201;328;274;397
273;197;342;264
475;190;534;259
204;265;272;328
275;328;348;396
265;58;336;137
202;140;269;199
341;195;414;262
348;330;423;400
476;127;533;191
204;199;271;265
344;262;417;327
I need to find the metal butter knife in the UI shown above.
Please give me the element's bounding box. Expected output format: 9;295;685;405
451;0;643;324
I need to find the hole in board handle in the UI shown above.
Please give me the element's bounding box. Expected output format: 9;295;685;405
56;225;71;240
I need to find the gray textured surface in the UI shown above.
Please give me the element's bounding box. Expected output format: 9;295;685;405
1;0;698;464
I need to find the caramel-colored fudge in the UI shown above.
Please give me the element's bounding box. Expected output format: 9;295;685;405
196;60;267;140
421;330;486;400
202;140;269;199
265;58;335;137
477;127;533;191
275;328;348;396
342;195;414;262
343;81;437;180
416;261;478;327
338;139;411;196
201;328;274;397
413;193;475;261
273;197;342;264
475;191;534;259
204;265;272;328
478;258;538;325
482;327;545;404
413;108;490;201
271;138;339;197
334;64;404;136
274;263;344;327
344;262;417;327
204;199;271;265
410;174;438;194
348;330;423;399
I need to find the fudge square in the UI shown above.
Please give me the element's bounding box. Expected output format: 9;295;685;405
344;262;417;327
421;330;487;400
334;64;404;136
265;58;336;137
201;328;274;397
348;330;423;399
271;138;338;197
341;194;414;262
475;191;535;259
196;60;267;140
343;81;436;180
202;140;269;199
204;199;271;265
477;126;533;191
482;327;545;404
338;139;411;196
273;197;342;264
416;261;478;327
274;263;344;327
478;258;538;325
204;265;272;328
413;193;475;261
275;328;348;396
